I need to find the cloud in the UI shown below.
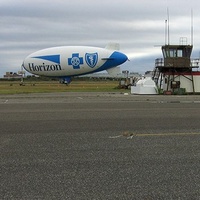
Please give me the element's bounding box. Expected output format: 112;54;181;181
1;0;200;76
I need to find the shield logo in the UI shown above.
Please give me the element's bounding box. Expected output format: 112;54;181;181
85;53;98;68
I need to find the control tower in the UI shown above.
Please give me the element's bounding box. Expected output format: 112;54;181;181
153;38;199;94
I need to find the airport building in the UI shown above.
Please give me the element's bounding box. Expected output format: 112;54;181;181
3;72;22;79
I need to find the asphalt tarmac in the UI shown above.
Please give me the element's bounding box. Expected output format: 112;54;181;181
1;92;200;199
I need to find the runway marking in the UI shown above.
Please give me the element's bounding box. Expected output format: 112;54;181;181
109;132;200;139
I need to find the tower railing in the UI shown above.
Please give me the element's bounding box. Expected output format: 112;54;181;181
155;58;199;68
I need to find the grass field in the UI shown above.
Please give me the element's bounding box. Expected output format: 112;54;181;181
0;80;128;94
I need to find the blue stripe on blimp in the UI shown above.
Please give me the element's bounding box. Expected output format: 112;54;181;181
32;55;60;64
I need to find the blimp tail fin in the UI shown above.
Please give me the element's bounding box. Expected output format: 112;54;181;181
105;43;120;50
106;67;120;77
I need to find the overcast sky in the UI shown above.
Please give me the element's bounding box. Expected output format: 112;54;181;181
1;0;200;77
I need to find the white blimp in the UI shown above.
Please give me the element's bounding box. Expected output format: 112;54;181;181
22;43;128;83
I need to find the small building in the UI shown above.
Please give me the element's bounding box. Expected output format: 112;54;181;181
3;72;22;79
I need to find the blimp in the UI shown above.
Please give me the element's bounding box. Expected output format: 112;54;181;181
22;43;128;83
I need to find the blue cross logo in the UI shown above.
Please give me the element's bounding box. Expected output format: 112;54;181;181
68;53;83;69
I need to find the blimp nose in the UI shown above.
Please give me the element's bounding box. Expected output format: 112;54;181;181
116;51;128;64
110;51;128;66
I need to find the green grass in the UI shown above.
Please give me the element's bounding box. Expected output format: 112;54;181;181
0;80;128;94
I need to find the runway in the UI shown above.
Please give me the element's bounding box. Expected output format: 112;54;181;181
1;92;200;199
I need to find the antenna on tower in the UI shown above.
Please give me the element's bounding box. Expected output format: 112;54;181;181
165;19;167;45
191;9;193;45
167;8;170;45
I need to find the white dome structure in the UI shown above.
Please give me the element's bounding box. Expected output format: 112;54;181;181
131;77;158;94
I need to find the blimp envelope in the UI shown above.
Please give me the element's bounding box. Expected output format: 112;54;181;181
22;45;128;79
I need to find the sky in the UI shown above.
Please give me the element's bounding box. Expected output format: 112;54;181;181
1;0;200;77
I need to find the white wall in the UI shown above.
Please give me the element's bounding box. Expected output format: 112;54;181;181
162;73;200;93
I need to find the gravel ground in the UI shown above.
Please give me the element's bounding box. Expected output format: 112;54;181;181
1;93;200;199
